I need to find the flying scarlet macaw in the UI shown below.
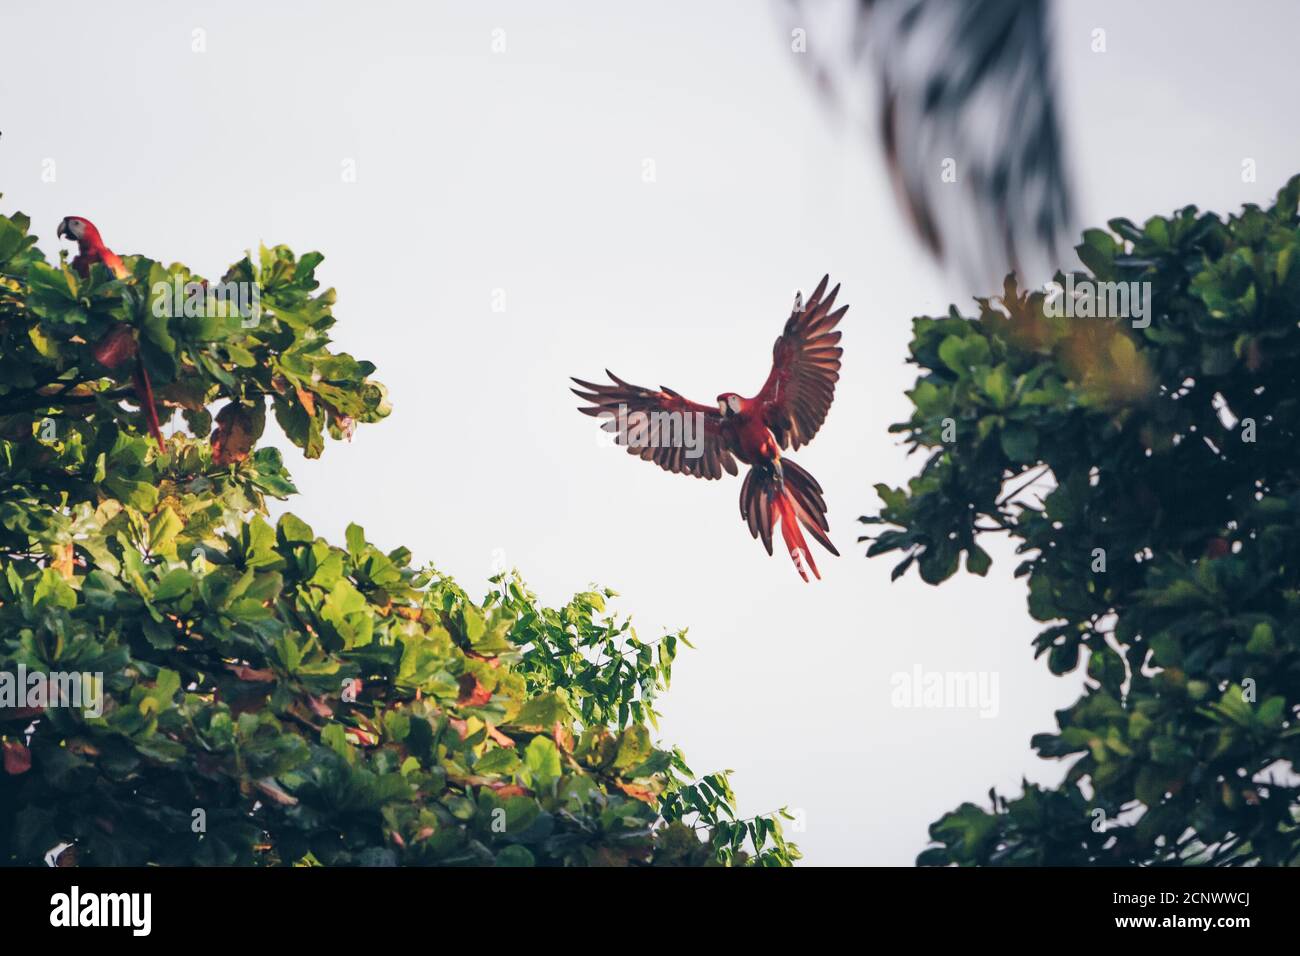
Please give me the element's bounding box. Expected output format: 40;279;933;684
572;275;847;581
56;216;166;452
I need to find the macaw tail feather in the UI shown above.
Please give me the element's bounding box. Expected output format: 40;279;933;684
132;362;166;453
739;457;838;582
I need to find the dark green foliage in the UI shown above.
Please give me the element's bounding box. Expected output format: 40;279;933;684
0;205;796;866
865;176;1300;865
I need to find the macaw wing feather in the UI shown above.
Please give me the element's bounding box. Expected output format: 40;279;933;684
571;370;739;480
754;274;846;451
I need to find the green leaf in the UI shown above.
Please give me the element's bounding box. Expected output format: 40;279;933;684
524;737;561;788
33;568;76;610
152;567;194;602
998;423;1038;463
147;508;183;556
494;845;535;867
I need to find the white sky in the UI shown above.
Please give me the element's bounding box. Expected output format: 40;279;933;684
3;0;1297;865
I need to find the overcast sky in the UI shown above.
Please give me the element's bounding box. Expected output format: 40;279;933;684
3;0;1298;865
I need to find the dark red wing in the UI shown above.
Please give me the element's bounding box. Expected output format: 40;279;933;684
571;370;739;480
754;275;846;451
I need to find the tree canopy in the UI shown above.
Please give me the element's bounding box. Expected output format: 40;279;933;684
0;205;796;866
866;176;1300;865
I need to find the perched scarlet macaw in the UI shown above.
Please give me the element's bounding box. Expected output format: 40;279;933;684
56;216;166;453
572;275;847;581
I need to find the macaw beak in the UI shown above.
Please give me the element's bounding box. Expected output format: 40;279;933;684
56;218;71;241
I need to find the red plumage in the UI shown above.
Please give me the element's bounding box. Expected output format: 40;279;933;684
57;216;166;453
572;276;847;581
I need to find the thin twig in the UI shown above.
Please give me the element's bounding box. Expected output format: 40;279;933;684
996;464;1051;507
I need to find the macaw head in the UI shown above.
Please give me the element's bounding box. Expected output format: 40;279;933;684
56;216;101;246
716;393;743;417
